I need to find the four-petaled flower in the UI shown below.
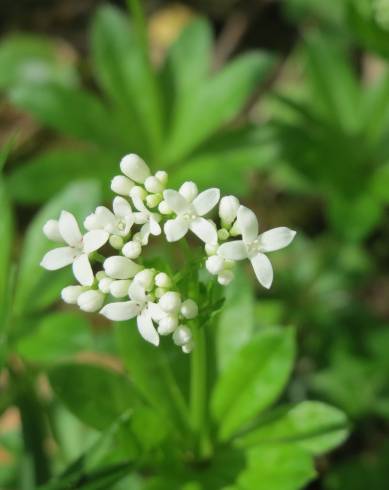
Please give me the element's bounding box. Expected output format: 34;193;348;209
41;211;109;286
84;197;134;237
218;206;296;289
100;280;162;346
163;187;220;244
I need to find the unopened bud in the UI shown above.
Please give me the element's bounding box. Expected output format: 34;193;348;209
104;256;142;279
159;291;181;313
182;341;194;354
206;255;225;275
158;200;171;215
179;181;198;202
145;176;163;194
110;279;131;298
219;195;240;226
98;277;113;294
134;269;155;290
77;290;104;312
61;285;84;304
146;193;162;208
217;270;234;286
109;235;123;249
120;154;150;184
155;170;168;185
158;315;178;335
154;272;172;288
173;326;192;346
122;240;142;259
180;299;198;319
111;175;134;195
217;228;229;241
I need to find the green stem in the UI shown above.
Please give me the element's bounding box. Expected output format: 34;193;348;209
190;323;212;459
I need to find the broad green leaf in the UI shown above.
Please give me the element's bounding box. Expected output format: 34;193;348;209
7;148;117;204
304;34;362;132
16;312;92;363
0;34;77;90
236;401;349;455
164;52;274;162
91;5;162;157
237;445;316;490
0;169;13;321
211;327;295;440
116;323;190;434
14;181;100;316
160;19;212;128
10;83;118;148
49;362;141;431
371;162;389;203
362;71;389;142
216;268;255;372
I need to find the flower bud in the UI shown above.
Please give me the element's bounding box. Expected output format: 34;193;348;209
179;181;198;202
96;271;107;281
43;219;62;242
182;341;194;354
110;279;131;298
109;235;124;249
134;269;155;290
180;299;198;319
154;272;172;288
229;221;240;237
104;256;142;279
130;185;147;201
155;170;168;185
146;193;162;208
154;287;166;299
77;290;104;312
158;315;178;335
158;200;171;215
159;291;181;313
217;228;229;241
122;240;142;259
98;277;113;294
219;195;240;226
173;325;192;346
206;255;225;275
218;270;234;286
120;154;150;183
111;175;134;195
145;176;163;194
61;285;84;304
205;243;219;256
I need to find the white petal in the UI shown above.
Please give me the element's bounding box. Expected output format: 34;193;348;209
250;253;273;289
258;227;296;253
137;310;159;346
95;206;116;227
237;206;258;244
100;301;141;321
192;188;220;216
163;190;190;215
40;247;76;270
218;240;248;260
147;302;165;322
149;217;161;236
82;230;109;253
164;217;189;242
128;281;147;302
190;217;217;244
139;223;151;245
72;253;94;286
59;211;82;247
113;196;132;218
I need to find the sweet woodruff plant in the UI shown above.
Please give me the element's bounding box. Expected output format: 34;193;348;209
40;154;296;353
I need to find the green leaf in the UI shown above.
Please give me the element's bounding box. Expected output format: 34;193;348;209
0;167;13;321
7;148;117;204
116;323;190;434
237;445;316;490
236;401;349;455
215;267;255;372
49;362;141;431
10;83;118;147
91;5;162;157
304;34;362;132
0;34;77;90
14;181;100;317
16;312;92;363
164;52;274;162
211;327;295;440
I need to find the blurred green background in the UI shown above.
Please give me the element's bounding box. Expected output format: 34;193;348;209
1;0;389;488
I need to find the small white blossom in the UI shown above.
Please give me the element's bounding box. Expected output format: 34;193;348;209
179;181;198;202
218;205;296;289
84;197;134;237
103;256;142;279
110;279;131;298
78;290;105;312
217;270;234;286
41;211;109;286
109;235;124;249
120;154;150;184
180;299;198;319
182;341;194;354
155;170;168;185
122;241;142;259
154;272;172;289
219;195;240;226
158;200;171;215
133;269;155;291
158;314;179;335
98;277;113;294
111;175;134;195
145;176;164;194
163;187;220;244
159;291;181;313
61;285;84;304
206;255;225;275
173;325;192;346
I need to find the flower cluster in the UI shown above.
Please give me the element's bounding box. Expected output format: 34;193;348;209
41;154;296;352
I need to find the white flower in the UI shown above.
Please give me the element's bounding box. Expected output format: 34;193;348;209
180;299;198;319
159;291;181;313
158;315;179;335
41;211;109;286
122;241;142;259
163;187;220;244
84;197;134;237
100;281;163;346
130;188;162;245
110;279;131;298
154;272;172;289
111;175;134;196
120;154;150;184
61;285;84;304
103;256;142;279
173;325;192;346
218;206;296;289
77;290;105;312
219;195;240;226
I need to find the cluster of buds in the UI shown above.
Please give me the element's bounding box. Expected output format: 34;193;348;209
41;154;296;352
